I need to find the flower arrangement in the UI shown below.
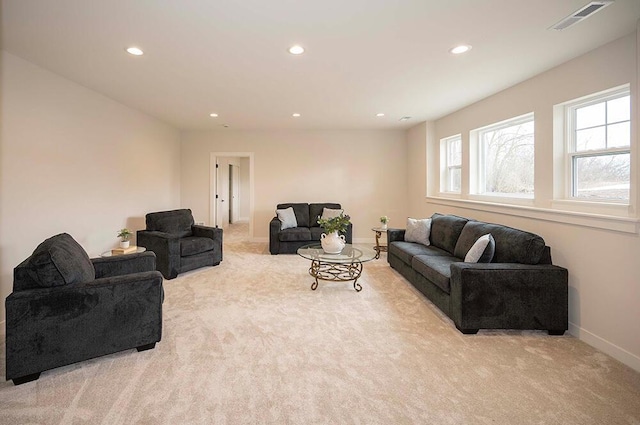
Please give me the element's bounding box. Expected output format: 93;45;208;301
117;228;132;242
317;213;351;234
380;216;390;224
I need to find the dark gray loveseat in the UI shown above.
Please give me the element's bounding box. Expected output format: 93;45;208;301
137;209;223;279
5;233;164;385
388;213;568;335
269;203;353;254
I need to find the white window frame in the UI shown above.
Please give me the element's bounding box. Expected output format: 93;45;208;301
440;134;461;194
470;113;535;202
564;86;631;204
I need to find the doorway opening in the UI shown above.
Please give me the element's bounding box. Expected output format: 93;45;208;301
210;153;254;240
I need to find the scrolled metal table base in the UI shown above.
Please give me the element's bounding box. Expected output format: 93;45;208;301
309;259;363;292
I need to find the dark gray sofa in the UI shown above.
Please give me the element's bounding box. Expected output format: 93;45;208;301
5;233;164;385
388;213;568;335
137;209;223;279
269;203;353;254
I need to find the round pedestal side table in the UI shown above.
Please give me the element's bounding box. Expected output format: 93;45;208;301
371;227;388;259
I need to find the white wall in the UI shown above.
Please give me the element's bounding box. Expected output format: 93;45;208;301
181;130;408;240
0;52;181;321
409;33;640;371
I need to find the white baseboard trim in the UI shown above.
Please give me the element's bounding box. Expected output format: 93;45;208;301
569;322;640;372
236;217;249;223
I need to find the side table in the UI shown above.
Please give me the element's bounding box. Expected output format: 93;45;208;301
371;227;388;259
100;246;146;257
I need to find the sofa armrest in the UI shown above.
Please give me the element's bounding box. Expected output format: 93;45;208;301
5;271;164;380
137;230;181;279
269;217;281;254
6;270;163;301
192;225;223;241
449;263;568;334
192;225;223;260
387;228;406;243
91;251;157;279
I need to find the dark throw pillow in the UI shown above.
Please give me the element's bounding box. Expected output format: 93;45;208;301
27;233;95;287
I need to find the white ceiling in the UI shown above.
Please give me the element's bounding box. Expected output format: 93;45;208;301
2;0;640;131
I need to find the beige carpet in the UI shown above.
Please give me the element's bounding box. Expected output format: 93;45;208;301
1;223;639;425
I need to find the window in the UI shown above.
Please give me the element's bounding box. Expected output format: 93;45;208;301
473;113;535;198
566;88;630;202
440;135;461;193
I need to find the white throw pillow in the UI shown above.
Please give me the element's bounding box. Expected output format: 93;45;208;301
464;234;495;263
405;218;432;246
276;207;298;230
321;208;344;220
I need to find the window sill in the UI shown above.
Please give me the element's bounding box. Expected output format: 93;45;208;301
551;199;631;215
468;193;535;206
426;196;639;234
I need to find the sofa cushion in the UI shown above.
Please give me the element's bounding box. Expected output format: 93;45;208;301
389;241;450;265
309;203;342;227
454;220;546;264
277;203;310;228
405;218;432;246
310;227;325;240
279;227;312;242
412;254;460;294
464;234;495;263
146;209;194;237
180;236;216;257
276;207;298;230
26;233;95;288
430;213;469;255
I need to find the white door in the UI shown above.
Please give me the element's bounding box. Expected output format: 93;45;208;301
216;158;230;228
230;164;240;223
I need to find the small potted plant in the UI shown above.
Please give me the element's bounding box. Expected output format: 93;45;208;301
117;228;133;249
317;213;351;253
380;216;390;230
317;213;351;234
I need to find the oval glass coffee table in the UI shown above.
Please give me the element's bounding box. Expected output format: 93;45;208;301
297;244;377;292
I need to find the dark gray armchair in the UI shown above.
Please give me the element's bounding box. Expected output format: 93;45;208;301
137;209;223;279
5;233;164;385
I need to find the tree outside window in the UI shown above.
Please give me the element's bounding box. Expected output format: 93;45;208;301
477;115;534;198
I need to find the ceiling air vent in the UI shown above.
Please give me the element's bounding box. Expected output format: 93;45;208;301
549;1;614;31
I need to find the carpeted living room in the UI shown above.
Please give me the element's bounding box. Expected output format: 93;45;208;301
2;1;640;424
2;224;639;424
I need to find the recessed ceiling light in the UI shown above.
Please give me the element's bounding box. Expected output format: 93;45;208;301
209;113;219;118
288;45;305;55
376;113;385;117
449;45;472;55
125;46;144;56
399;116;412;121
292;113;301;117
